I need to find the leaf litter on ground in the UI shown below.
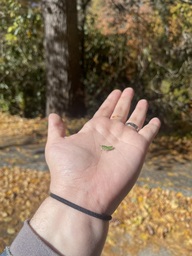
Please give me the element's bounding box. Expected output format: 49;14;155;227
0;167;191;255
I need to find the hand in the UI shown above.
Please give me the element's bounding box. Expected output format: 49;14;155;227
45;88;161;215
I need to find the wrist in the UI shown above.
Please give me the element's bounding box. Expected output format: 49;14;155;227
49;176;113;216
30;197;109;256
49;192;112;221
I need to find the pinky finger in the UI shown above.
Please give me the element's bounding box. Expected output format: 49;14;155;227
139;117;161;143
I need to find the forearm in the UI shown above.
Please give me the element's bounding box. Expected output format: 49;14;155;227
29;197;109;256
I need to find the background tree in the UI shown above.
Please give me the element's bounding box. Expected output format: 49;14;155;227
42;0;86;117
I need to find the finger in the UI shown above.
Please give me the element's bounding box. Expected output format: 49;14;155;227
94;89;122;118
139;117;161;143
110;88;134;123
47;113;66;142
126;99;148;131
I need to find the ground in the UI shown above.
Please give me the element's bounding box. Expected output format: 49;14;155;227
0;112;191;255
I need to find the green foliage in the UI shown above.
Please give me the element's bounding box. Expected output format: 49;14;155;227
83;0;192;133
0;0;45;117
0;0;192;134
144;1;192;130
83;13;130;111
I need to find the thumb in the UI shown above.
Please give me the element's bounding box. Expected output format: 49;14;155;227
47;113;66;142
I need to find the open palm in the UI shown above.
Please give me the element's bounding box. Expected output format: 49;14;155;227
45;88;160;215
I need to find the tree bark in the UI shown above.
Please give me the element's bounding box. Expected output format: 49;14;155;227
43;0;85;117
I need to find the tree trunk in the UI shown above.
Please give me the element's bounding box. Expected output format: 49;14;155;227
43;0;85;117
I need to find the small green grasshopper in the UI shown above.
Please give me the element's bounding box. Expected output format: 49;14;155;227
101;145;115;151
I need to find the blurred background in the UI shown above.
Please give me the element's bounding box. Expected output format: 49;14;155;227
0;0;191;134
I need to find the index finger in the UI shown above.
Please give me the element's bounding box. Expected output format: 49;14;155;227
93;89;122;118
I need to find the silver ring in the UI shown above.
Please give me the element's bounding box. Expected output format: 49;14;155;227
125;122;139;132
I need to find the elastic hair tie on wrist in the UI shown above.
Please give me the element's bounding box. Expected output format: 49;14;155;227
49;192;112;221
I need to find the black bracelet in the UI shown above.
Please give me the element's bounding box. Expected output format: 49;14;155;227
50;192;112;221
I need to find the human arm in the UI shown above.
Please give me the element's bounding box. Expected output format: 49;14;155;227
8;88;160;256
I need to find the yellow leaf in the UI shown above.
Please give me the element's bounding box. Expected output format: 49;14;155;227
7;227;15;235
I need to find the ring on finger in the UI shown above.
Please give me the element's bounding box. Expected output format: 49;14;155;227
125;121;139;132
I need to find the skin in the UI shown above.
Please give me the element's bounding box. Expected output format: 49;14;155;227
30;88;161;256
